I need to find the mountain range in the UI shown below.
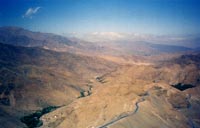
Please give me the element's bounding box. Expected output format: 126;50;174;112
0;27;194;56
0;26;200;128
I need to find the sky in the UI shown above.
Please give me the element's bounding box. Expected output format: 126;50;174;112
0;0;200;35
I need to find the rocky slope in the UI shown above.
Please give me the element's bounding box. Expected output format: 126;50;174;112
39;54;200;128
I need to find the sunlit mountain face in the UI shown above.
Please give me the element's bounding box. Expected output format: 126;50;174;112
0;0;200;128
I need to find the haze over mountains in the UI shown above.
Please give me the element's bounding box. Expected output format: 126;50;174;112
0;26;196;56
0;26;200;128
76;32;200;48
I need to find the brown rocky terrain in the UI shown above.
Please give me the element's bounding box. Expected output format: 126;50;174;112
39;54;200;128
0;27;200;128
0;43;117;128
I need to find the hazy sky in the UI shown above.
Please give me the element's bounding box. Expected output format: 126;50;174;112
0;0;200;35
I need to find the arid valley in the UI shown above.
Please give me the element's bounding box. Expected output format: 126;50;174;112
0;0;200;128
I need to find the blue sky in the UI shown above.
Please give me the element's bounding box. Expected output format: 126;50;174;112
0;0;200;35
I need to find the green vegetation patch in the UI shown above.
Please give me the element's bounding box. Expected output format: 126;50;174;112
78;91;85;98
20;106;59;128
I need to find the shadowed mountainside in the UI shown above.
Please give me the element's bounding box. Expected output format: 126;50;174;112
0;43;117;128
0;26;118;56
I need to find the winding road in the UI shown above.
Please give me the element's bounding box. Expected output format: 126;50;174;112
96;97;146;128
